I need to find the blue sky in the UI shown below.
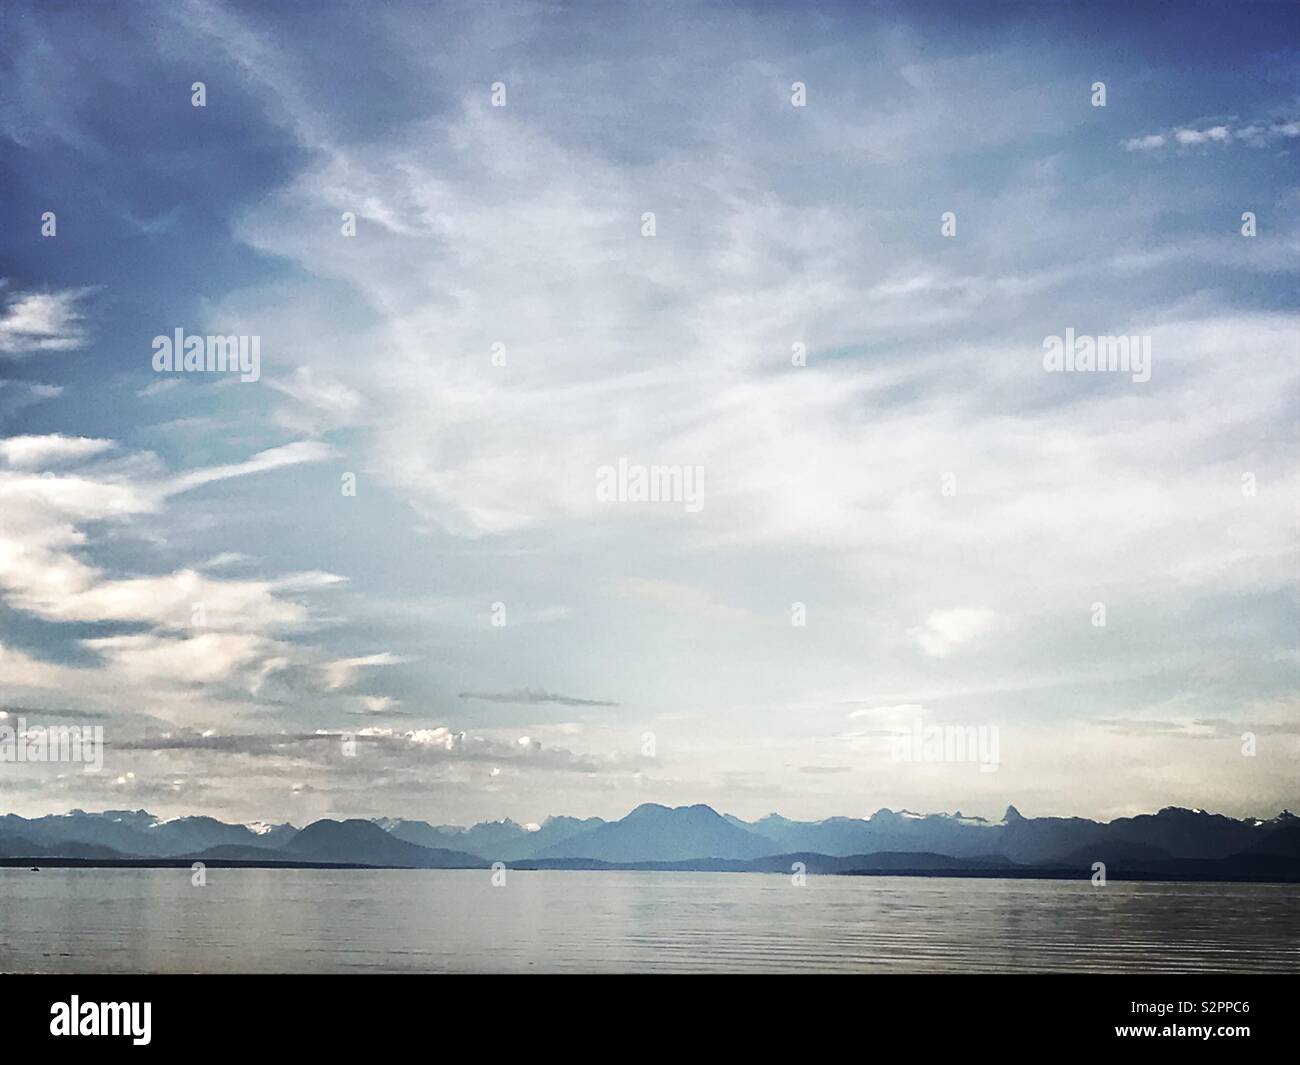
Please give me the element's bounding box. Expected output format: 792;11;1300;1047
0;0;1296;826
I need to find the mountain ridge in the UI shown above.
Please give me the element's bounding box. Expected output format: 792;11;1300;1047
2;804;1295;875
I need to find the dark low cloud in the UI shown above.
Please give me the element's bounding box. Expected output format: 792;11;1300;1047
111;728;615;774
0;704;112;721
457;688;618;708
113;732;331;755
1096;718;1300;739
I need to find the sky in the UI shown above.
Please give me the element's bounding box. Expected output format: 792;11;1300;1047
0;0;1296;827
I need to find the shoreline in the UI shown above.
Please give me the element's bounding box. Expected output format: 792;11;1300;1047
3;856;1296;885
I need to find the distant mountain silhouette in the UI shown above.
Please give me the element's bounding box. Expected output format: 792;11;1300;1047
728;805;1295;865
377;814;605;862
1059;840;1173;866
1;803;1296;881
1236;821;1300;859
282;820;482;868
0;829;124;861
0;809;297;857
533;803;774;862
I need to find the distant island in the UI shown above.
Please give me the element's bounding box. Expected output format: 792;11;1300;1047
2;803;1296;883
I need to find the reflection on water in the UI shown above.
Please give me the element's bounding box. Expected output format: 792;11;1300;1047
1;868;1296;973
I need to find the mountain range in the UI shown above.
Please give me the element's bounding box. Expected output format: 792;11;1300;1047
2;803;1296;880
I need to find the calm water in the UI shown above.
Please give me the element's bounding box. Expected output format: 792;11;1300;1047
1;869;1296;973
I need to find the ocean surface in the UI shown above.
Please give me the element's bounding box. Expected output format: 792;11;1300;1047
1;868;1296;973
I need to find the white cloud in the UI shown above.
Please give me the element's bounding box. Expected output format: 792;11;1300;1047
201;552;254;569
86;631;283;686
166;440;334;494
1125;117;1297;152
1174;125;1230;146
0;430;359;721
0;437;337;632
0;285;92;357
323;652;409;691
1124;133;1166;151
0;434;114;468
907;609;997;658
268;366;363;418
848;703;926;720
